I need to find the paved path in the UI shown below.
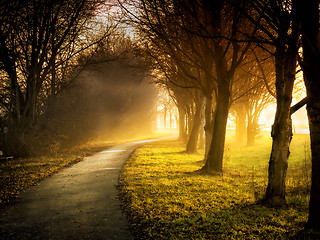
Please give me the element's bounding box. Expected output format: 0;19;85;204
0;140;154;240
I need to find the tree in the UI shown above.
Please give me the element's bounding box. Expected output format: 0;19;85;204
197;0;254;173
0;0;111;156
40;36;156;151
236;0;302;206
297;0;320;229
121;0;219;151
152;56;205;153
230;50;275;146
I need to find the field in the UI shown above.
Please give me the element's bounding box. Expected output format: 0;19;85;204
119;131;319;239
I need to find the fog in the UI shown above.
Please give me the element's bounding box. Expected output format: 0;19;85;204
258;105;309;134
42;54;156;150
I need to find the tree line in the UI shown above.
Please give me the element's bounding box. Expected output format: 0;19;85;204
0;0;155;156
0;0;108;155
120;0;320;229
0;0;319;231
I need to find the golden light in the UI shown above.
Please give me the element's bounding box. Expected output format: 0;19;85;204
258;70;309;134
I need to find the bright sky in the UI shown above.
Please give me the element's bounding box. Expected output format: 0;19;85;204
259;104;309;133
259;75;309;133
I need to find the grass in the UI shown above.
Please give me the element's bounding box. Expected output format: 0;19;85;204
0;132;169;209
0;143;111;207
119;131;318;239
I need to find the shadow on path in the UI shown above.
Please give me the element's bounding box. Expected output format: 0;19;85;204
0;139;162;240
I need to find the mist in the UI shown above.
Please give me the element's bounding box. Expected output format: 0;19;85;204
40;52;156;151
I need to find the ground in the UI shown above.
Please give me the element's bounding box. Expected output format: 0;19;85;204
0;141;152;240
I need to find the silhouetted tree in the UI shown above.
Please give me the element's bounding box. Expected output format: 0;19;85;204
236;0;302;206
297;0;320;229
120;0;216;153
0;0;112;156
195;0;254;173
230;51;275;146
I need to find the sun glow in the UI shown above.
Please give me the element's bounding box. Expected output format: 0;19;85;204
258;72;309;134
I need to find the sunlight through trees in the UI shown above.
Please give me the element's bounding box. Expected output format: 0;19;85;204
0;0;319;235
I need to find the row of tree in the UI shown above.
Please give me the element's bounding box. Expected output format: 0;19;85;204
0;0;156;156
0;0;111;155
121;0;320;228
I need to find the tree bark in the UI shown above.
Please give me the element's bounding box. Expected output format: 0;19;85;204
204;95;214;158
202;80;230;173
186;95;204;154
264;64;295;206
235;105;246;144
297;0;320;228
264;8;300;205
178;106;187;143
265;115;292;206
306;99;320;228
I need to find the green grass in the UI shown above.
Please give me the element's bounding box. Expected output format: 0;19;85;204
119;131;318;239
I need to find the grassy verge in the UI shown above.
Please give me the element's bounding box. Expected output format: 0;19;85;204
0;132;169;209
0;144;111;208
119;131;319;239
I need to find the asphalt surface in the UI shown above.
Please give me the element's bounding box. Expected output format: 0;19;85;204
0;140;154;240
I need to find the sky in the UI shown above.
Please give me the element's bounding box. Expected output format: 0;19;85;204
259;105;309;133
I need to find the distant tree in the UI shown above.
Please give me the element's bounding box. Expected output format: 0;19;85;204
171;85;192;143
245;82;274;146
120;0;216;154
230;53;271;145
42;38;155;150
232;53;275;146
151;57;205;153
156;88;176;129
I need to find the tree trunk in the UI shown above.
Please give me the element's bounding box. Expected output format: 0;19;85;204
199;127;205;149
247;120;257;146
186;96;204;154
164;106;167;128
265;115;292;206
204;96;214;158
51;61;56;96
264;66;295;206
178;106;187;143
235;105;246;144
297;0;320;228
202;81;230;173
264;13;300;205
187;108;193;137
306;99;320;228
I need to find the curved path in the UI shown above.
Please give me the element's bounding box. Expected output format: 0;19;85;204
0;140;155;240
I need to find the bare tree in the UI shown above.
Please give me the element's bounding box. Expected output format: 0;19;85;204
0;0;113;156
233;0;303;206
122;0;212;153
231;53;275;146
